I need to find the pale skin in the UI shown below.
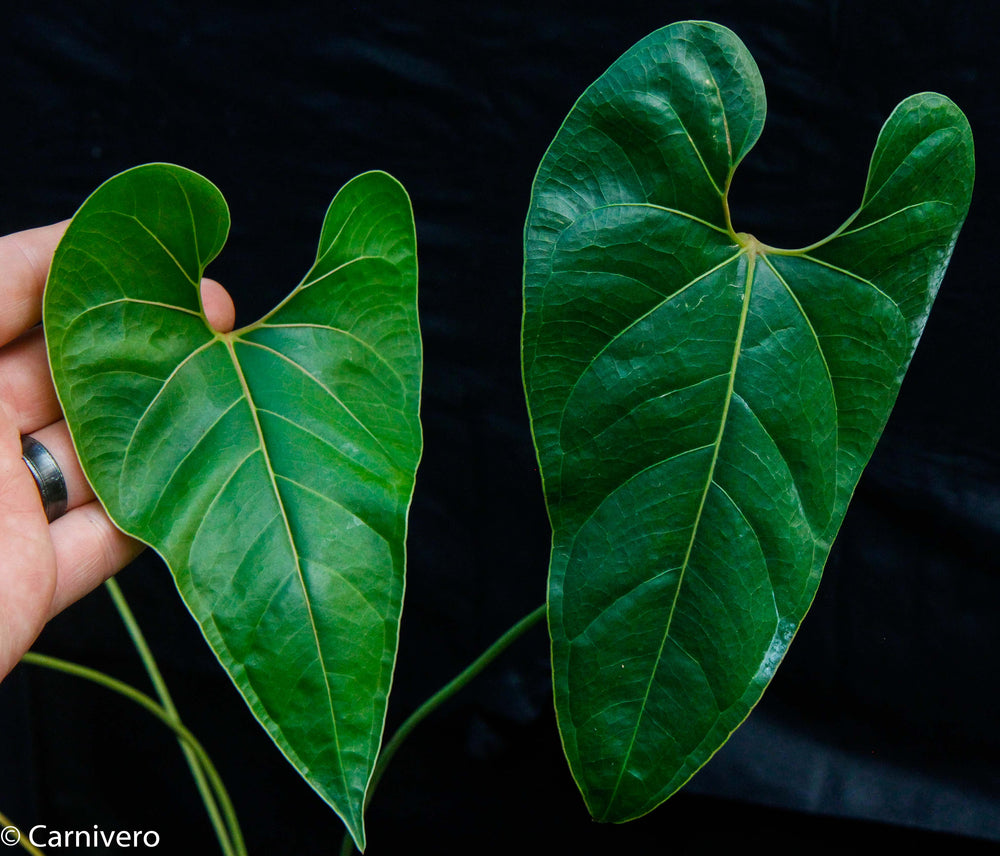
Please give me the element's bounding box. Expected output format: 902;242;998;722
0;221;235;681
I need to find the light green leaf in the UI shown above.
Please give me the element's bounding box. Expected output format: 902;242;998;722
522;21;973;823
44;164;422;850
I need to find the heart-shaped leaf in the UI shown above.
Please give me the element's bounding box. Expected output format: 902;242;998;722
44;164;422;850
522;21;973;823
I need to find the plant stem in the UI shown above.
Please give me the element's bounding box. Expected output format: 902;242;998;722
19;652;243;856
103;579;245;856
0;808;45;855
339;603;547;856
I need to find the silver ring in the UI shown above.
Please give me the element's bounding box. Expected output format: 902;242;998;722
21;435;68;523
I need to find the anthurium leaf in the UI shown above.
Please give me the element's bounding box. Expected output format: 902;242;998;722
44;163;421;850
522;21;973;823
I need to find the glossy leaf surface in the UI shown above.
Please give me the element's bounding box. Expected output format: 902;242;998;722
522;21;973;823
44;164;422;849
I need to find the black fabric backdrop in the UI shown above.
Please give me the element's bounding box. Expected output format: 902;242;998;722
0;1;997;853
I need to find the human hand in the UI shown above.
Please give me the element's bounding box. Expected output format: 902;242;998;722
0;221;235;681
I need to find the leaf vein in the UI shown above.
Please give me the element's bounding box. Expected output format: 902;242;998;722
834;200;950;242
147;397;245;522
300;254;382;291
555;250;744;453
222;339;349;803
236;338;400;469
117;212;200;288
601;246;754;818
253;322;407;390
120;338;219;474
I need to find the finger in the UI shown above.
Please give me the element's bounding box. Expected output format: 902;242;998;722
0;326;61;432
0;221;68;347
25;420;94;511
0;410;57;679
201;278;235;333
47;500;144;619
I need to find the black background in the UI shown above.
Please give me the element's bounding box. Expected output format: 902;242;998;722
0;1;997;853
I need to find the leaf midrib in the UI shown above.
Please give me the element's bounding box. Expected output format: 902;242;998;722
599;247;755;819
221;336;355;825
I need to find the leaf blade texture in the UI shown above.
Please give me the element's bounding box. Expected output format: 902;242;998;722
44;164;422;850
522;21;973;823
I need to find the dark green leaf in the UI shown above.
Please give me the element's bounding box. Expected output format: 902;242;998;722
522;21;973;823
44;164;422;850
